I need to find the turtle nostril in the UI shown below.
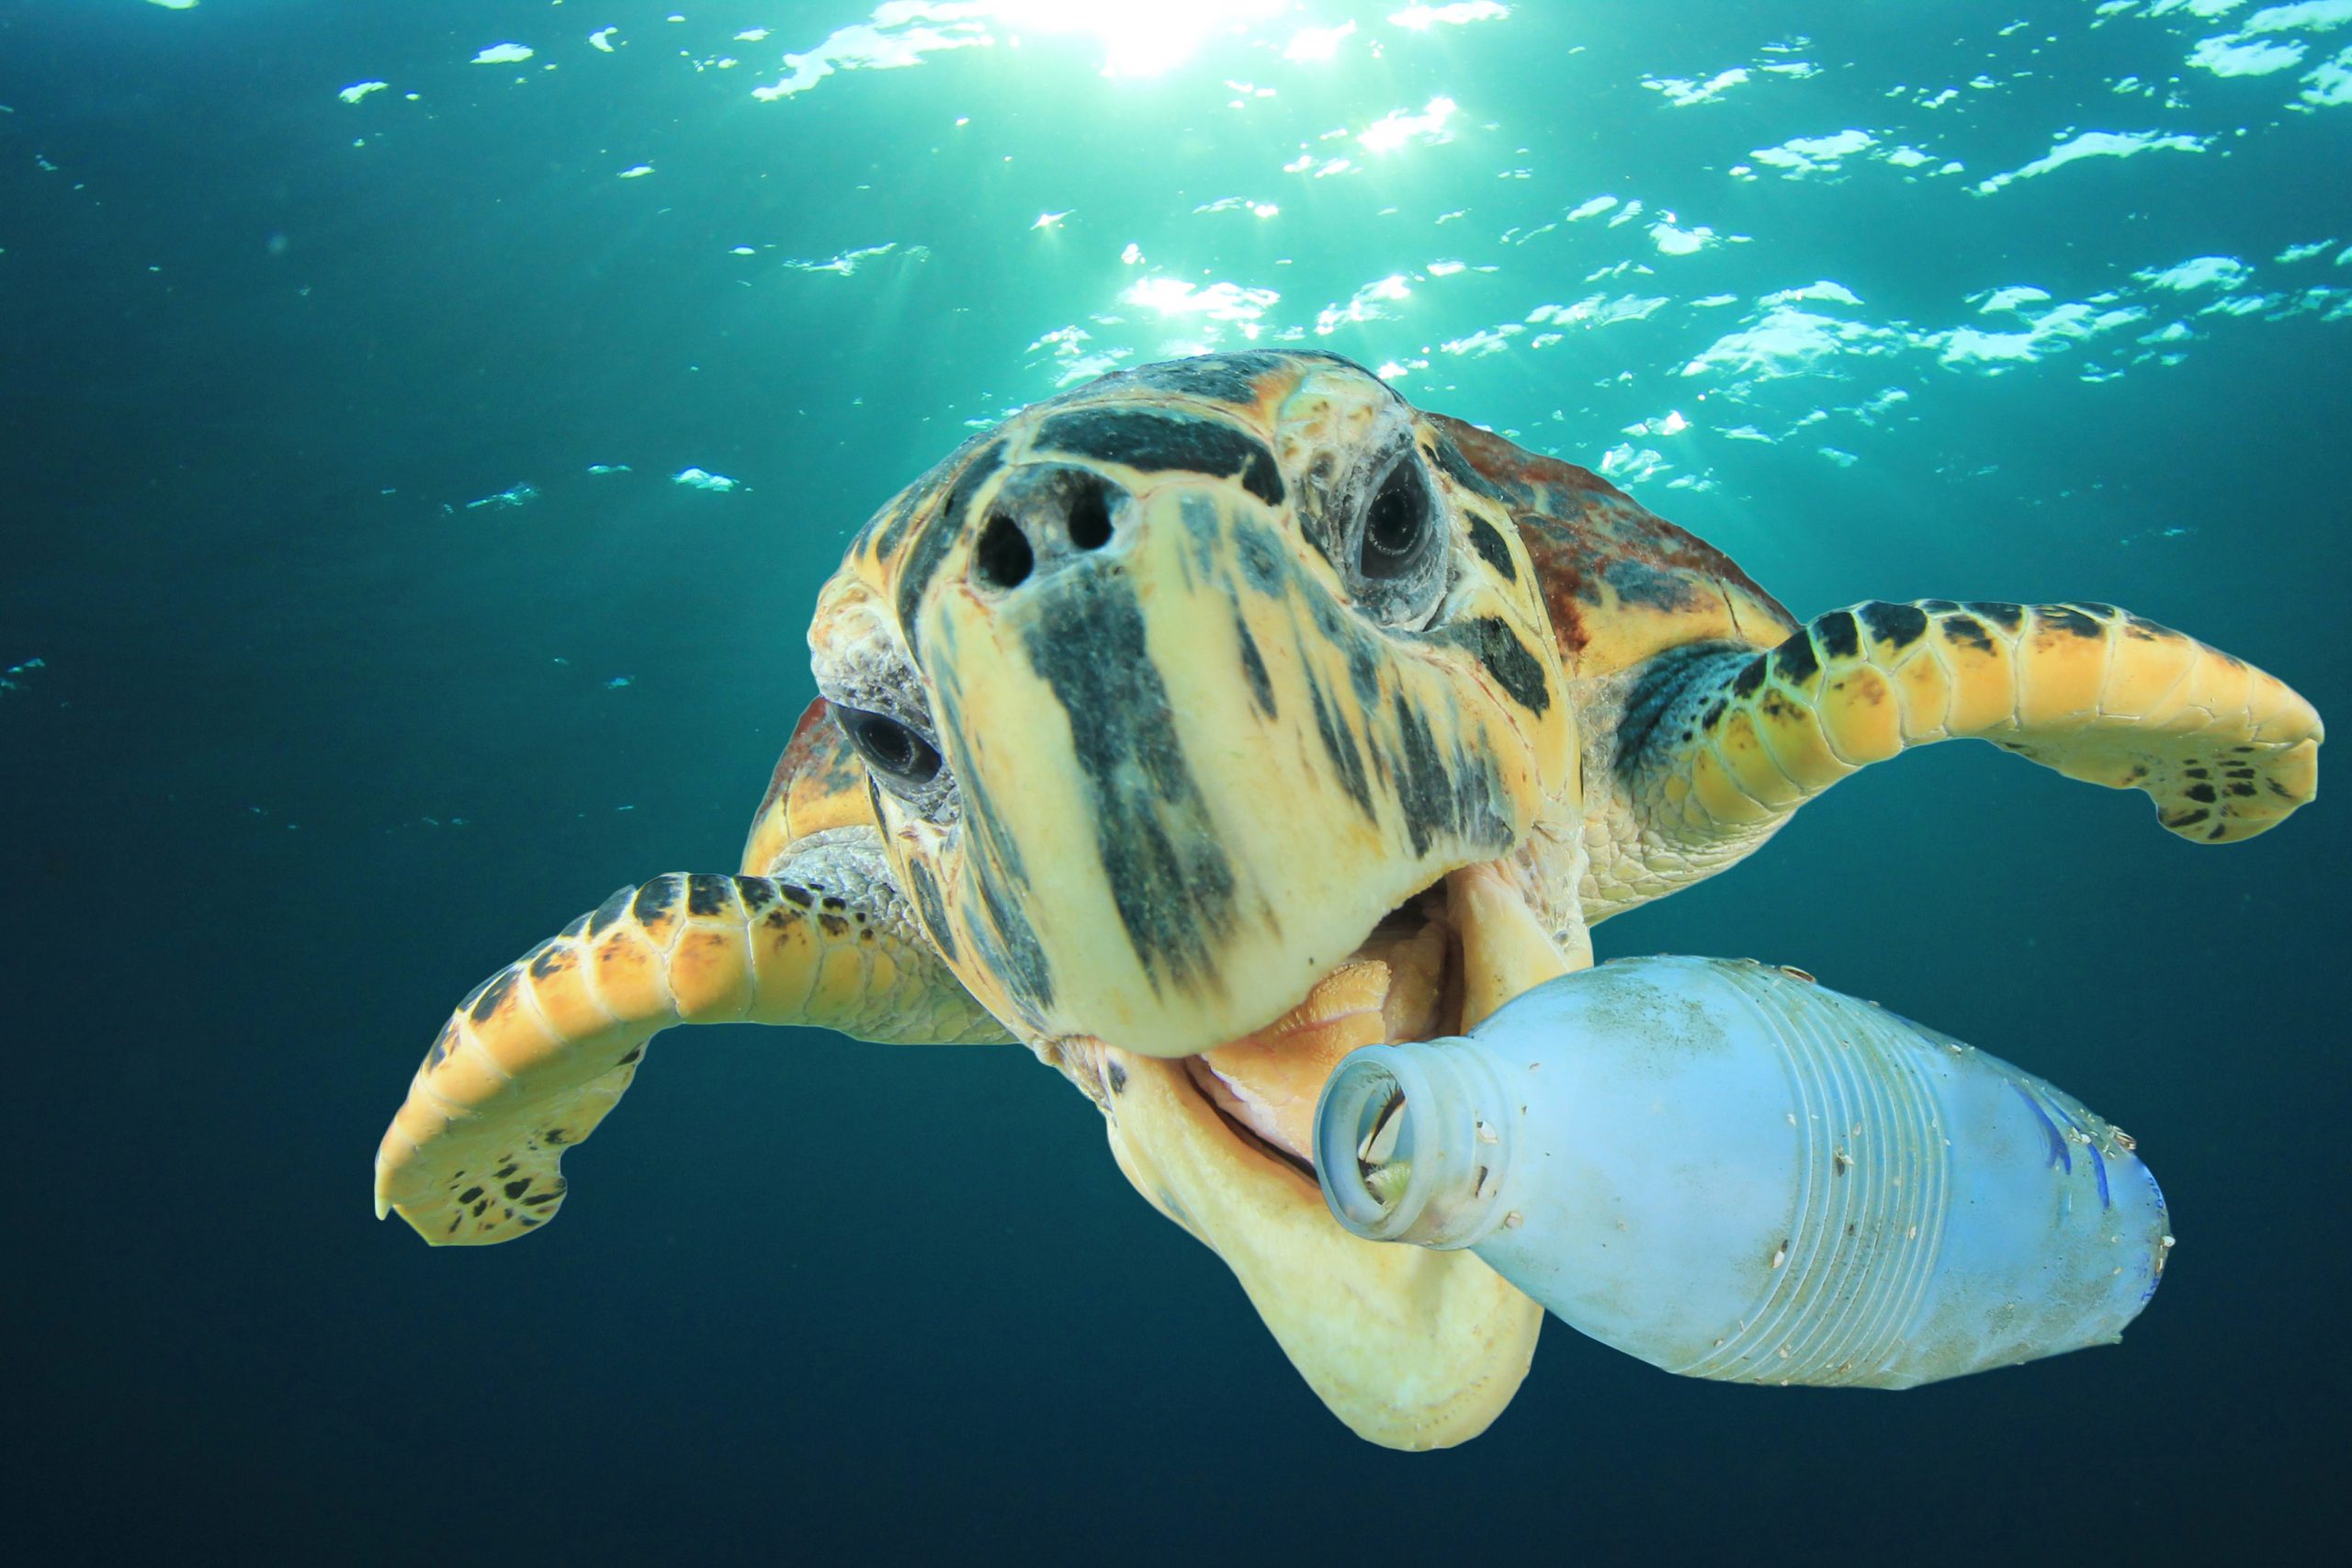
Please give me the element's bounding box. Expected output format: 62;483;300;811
975;512;1034;590
1067;479;1113;551
972;467;1121;591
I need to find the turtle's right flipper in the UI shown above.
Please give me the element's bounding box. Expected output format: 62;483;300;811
373;831;1010;1246
1589;600;2323;919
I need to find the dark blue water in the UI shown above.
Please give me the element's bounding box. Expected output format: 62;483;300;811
6;2;2347;1560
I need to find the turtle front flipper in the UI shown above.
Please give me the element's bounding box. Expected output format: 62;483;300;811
373;829;1010;1246
1588;600;2323;918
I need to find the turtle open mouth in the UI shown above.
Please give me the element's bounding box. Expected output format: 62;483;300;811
1171;860;1565;1186
1181;883;1457;1179
1080;858;1560;1449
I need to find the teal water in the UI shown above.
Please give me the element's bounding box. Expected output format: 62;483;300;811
4;2;2347;1560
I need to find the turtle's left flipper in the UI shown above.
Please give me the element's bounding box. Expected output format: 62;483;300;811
374;830;1010;1246
1588;600;2323;918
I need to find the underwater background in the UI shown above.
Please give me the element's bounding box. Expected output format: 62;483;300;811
5;1;2348;1560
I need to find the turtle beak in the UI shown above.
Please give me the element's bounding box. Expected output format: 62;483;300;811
1446;860;1587;1032
912;472;1571;1056
1075;860;1577;1450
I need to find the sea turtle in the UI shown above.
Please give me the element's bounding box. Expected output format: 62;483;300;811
375;350;2323;1450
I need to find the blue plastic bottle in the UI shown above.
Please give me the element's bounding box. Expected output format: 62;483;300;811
1312;956;2169;1388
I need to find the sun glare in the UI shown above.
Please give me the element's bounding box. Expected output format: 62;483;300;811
989;0;1284;77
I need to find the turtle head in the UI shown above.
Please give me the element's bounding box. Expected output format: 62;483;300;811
810;352;1575;1057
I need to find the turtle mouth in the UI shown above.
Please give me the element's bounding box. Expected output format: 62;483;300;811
1179;880;1461;1181
1080;861;1557;1449
1172;856;1568;1189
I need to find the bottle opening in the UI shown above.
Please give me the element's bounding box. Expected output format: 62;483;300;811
1316;1055;1419;1238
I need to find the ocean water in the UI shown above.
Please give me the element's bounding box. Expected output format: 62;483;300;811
4;1;2347;1560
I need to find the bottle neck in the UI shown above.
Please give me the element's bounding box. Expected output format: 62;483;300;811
1314;1036;1521;1250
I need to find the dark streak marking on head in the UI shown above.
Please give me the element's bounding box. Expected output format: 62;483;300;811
1385;690;1514;860
907;857;957;964
1234;521;1287;596
1465;513;1517;583
1235;608;1276;717
1019;570;1238;993
1432;434;1532;510
863;487;924;566
955;748;1030;890
1306;591;1382;705
973;861;1055;1015
864;425;998;562
1386;697;1443;860
1427;615;1551;715
1036;409;1284;507
1306;668;1374;818
897;439;1007;649
1176;491;1223;582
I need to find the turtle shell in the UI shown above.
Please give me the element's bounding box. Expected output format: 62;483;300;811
1425;412;1799;676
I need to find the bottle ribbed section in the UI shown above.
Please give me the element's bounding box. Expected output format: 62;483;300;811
1672;967;1949;1385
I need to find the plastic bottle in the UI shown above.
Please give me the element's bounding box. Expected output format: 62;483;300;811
1312;956;2169;1388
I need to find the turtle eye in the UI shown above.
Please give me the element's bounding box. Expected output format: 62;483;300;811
1357;458;1433;582
838;707;943;788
